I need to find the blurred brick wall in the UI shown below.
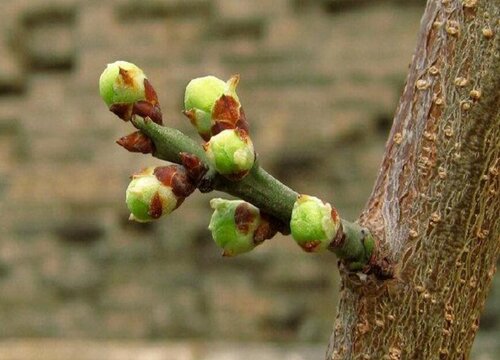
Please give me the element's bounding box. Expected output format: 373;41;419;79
0;0;496;348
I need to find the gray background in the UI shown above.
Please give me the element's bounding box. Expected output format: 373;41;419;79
0;0;497;358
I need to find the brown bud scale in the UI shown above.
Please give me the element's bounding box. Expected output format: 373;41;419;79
253;213;280;244
211;121;236;137
153;165;196;198
237;128;251;143
235;107;250;134
171;170;196;198
149;192;163;219
116;131;154;154
212;95;240;125
211;95;251;137
119;67;135;87
234;203;258;235
133;101;163;125
144;79;159;106
180;152;208;182
109;103;134;121
153;165;177;186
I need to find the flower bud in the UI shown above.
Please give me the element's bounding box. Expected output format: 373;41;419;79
126;165;195;222
208;198;263;256
184;75;243;140
184;76;227;114
290;195;341;252
99;61;147;107
204;129;255;179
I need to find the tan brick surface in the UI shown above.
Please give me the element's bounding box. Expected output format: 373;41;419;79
0;1;497;357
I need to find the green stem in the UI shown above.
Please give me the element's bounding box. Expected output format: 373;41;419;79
133;117;209;164
333;220;374;271
215;162;298;223
132;118;374;268
133;117;219;183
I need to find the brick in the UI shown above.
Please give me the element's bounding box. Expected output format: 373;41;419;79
0;340;195;360
6;163;125;204
214;0;286;20
0;0;440;344
0;53;25;95
115;0;212;20
18;1;77;71
40;247;104;296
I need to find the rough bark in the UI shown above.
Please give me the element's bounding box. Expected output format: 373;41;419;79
327;0;499;359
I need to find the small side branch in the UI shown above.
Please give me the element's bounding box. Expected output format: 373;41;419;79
135;117;376;271
100;62;379;270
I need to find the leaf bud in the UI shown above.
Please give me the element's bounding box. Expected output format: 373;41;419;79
290;195;341;252
204;129;255;179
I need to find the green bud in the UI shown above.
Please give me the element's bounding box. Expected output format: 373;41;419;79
290;195;341;252
125;167;178;222
184;76;227;114
183;75;241;140
99;61;147;107
208;198;262;256
204;129;255;178
188;109;213;138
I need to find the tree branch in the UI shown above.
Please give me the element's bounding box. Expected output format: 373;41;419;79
133;116;374;269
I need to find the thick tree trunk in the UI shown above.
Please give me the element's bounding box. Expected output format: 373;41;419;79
327;0;499;359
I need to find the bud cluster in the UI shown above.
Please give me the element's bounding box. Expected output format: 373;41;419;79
126;165;195;222
99;62;367;263
183;75;248;140
99;62;259;231
184;75;255;179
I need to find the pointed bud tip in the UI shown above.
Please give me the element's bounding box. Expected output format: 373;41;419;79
116;131;154;154
227;74;240;92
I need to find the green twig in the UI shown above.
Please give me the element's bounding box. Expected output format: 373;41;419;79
133;117;208;164
216;163;298;223
133;117;375;269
